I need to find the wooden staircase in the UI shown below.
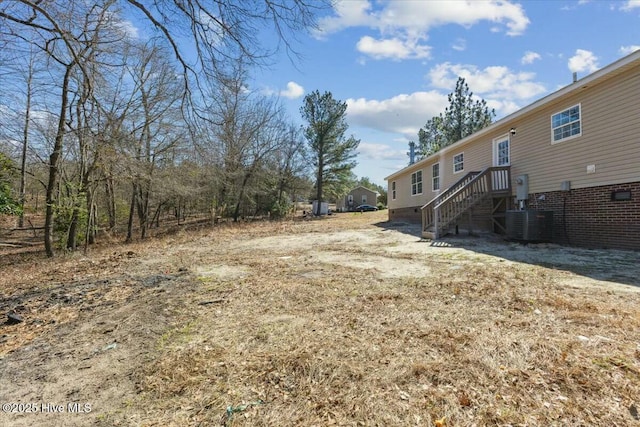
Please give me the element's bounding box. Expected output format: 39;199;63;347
421;166;511;239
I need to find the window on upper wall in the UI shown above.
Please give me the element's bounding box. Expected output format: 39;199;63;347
551;104;581;143
453;153;464;173
411;170;423;196
432;163;440;191
391;181;396;200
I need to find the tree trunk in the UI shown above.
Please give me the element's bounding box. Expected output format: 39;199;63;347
18;59;34;228
66;205;79;250
68;79;89;252
126;183;137;243
83;198;96;254
44;65;73;257
233;171;253;222
86;186;96;245
151;201;164;228
315;153;324;216
105;175;116;231
136;186;149;239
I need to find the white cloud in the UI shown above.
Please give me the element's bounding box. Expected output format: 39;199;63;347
344;60;549;139
279;81;304;99
319;0;529;35
427;62;547;106
561;0;590;11
357;142;406;161
115;19;139;38
621;0;640;11
521;51;541;65
356;36;430;60
486;99;521;116
105;11;139;39
568;49;599;73
315;0;374;36
262;81;304;99
619;45;640;55
346;91;449;139
317;0;529;60
452;38;467;52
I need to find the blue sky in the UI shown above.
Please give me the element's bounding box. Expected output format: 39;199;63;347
250;0;640;187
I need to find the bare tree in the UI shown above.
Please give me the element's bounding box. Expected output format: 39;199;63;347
270;124;309;216
121;0;324;106
1;1;121;255
119;42;184;240
201;62;291;222
17;44;38;227
1;0;327;254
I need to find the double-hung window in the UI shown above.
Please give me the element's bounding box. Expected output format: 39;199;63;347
432;163;440;191
453;153;464;173
551;104;581;143
391;181;396;200
411;170;423;196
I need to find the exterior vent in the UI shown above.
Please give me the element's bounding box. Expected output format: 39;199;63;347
506;210;554;242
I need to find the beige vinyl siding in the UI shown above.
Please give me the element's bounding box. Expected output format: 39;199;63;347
440;135;494;190
349;187;377;206
510;69;640;193
388;161;440;209
385;54;640;210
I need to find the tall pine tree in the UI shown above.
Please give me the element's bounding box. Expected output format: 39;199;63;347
416;77;495;159
301;90;360;216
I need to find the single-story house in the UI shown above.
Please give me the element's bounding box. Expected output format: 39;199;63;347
337;186;379;211
385;49;640;251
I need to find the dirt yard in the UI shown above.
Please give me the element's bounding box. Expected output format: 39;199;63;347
1;211;639;426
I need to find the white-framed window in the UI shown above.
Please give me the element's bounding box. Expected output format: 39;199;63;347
551;103;581;143
362;195;367;204
348;194;353;205
391;181;396;200
453;152;464;173
432;163;440;191
411;170;423;196
493;135;510;166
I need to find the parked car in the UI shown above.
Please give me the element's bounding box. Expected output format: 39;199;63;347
355;204;378;212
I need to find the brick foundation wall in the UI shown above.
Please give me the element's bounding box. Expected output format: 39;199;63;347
526;182;640;250
389;182;639;250
388;206;422;223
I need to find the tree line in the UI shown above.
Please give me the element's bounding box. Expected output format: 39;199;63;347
0;0;365;256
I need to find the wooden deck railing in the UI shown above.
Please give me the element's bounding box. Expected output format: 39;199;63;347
421;166;511;238
421;170;480;232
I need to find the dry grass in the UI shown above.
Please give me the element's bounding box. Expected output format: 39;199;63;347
130;214;640;426
2;212;640;426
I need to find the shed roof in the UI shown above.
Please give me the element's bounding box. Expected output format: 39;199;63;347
348;186;380;195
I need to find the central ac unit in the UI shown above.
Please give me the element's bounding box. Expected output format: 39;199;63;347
505;210;554;242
